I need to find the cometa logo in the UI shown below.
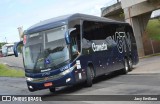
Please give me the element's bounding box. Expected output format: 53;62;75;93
92;43;108;52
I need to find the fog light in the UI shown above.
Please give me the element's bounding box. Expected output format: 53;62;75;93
29;85;33;89
66;78;71;83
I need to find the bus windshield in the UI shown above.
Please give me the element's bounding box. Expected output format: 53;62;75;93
23;26;70;73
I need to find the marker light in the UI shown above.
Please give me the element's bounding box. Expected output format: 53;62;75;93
23;35;27;44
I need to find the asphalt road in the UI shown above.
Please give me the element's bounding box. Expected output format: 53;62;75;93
0;55;160;104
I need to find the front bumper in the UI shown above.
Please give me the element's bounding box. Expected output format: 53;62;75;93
27;73;75;92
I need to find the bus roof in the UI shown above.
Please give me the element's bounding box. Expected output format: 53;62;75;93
26;13;128;34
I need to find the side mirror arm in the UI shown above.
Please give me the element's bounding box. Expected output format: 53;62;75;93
14;41;23;57
65;28;76;44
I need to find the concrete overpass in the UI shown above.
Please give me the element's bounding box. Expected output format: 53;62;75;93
101;0;160;57
101;2;124;21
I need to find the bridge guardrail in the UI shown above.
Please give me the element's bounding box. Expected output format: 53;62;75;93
101;0;121;11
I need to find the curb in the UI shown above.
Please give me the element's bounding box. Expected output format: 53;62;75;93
139;53;160;59
1;62;24;70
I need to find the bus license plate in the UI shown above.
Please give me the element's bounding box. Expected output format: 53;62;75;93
44;82;53;87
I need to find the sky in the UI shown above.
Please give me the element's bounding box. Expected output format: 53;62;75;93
0;0;115;43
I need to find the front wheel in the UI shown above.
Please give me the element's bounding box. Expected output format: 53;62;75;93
85;66;94;87
49;87;56;93
28;88;35;92
121;58;129;74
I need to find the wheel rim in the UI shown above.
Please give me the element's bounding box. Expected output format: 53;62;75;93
129;59;132;68
90;69;94;80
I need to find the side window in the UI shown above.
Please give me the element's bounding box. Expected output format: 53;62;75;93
83;21;117;41
83;21;96;40
82;21;117;48
68;20;81;59
83;21;107;40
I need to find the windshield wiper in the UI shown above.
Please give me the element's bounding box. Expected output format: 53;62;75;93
33;45;43;70
46;46;64;53
54;59;70;68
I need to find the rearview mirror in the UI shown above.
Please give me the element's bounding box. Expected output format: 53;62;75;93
14;41;23;57
65;31;71;44
65;28;76;44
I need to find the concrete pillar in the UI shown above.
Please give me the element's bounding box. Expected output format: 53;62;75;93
131;17;145;57
125;12;151;57
17;26;24;41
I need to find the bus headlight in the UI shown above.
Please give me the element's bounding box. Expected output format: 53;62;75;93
26;77;34;82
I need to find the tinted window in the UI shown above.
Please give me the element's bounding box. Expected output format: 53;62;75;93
83;21;119;41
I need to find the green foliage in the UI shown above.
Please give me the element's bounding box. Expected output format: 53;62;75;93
0;64;25;77
0;42;7;49
146;19;160;40
158;17;160;22
119;11;124;18
18;44;23;53
149;0;160;3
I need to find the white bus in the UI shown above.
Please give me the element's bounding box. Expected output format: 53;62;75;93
2;43;14;56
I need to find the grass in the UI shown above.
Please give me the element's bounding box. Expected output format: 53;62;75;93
146;19;160;40
0;64;25;78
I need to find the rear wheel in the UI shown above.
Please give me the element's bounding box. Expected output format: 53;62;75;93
49;87;56;93
121;58;129;74
85;66;94;87
128;57;133;71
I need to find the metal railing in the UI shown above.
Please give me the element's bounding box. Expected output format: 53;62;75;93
101;0;121;11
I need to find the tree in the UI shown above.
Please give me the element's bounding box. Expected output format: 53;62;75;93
0;42;7;49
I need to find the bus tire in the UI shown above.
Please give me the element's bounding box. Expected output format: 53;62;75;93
85;66;93;87
121;58;129;74
128;57;133;71
28;88;34;92
49;87;56;93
